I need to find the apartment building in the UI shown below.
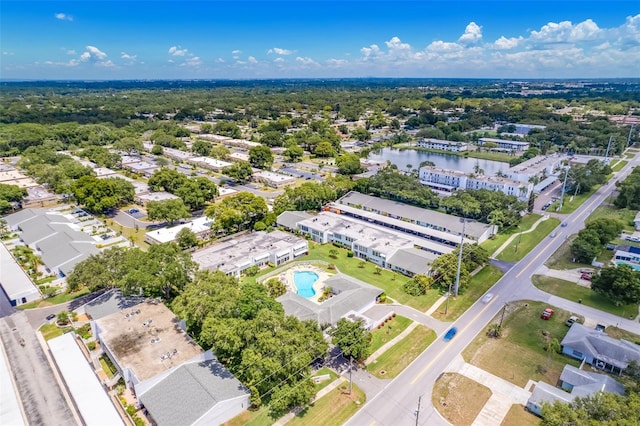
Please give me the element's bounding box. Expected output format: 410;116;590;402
417;138;469;152
477;137;530;152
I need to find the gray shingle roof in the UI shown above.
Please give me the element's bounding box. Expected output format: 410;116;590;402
276;211;313;231
559;365;625;396
139;356;249;426
528;381;574;407
387;248;435;275
276;273;382;326
561;323;640;369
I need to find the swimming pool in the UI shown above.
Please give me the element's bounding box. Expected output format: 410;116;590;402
293;271;319;298
616;262;640;271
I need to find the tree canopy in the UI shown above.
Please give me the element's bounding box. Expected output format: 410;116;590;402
71;176;134;213
205;192;267;234
146;198;192;224
591;264;640;306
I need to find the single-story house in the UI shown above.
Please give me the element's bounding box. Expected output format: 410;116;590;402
635;212;640;231
561;323;640;375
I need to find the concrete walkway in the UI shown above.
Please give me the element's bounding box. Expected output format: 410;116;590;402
365;322;418;365
491;215;550;259
425;295;449;316
274;377;347;425
445;355;531;426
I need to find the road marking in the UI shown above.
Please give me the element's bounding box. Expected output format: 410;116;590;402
410;299;497;385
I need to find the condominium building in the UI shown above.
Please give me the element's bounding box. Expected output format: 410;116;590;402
507;154;563;183
478;138;530;152
417;138;468;152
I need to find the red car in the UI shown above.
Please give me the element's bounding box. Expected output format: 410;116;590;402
540;308;554;320
580;273;592;281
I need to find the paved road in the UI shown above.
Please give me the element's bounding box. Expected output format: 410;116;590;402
347;154;640;426
0;312;75;426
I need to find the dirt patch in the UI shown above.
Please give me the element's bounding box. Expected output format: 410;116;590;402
432;373;492;426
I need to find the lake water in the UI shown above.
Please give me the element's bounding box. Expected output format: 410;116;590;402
367;148;510;176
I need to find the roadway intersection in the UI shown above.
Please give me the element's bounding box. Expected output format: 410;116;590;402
347;154;640;426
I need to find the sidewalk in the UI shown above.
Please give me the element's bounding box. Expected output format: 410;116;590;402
491;215;549;259
273;377;346;425
365;321;418;365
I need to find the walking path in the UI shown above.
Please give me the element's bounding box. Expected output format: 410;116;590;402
445;355;531;426
491;215;550;259
365;322;418;365
274;377;347;425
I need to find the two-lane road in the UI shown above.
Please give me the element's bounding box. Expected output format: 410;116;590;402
348;155;640;426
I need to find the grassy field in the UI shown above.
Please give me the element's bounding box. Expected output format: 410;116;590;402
532;275;638;319
224;407;277;426
586;205;637;231
462;301;581;387
501;405;540;426
18;288;91;309
302;244;442;312
287;382;365;426
369;315;412;353
366;325;435;379
604;326;640;345
39;323;73;341
612;160;628;172
480;214;542;256
432;373;492;426
544;234;594;270
547;186;600;214
496;217;561;262
432;265;503;321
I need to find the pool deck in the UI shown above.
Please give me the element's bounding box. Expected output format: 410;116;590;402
281;264;333;304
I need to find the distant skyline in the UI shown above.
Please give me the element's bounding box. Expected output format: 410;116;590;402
1;1;639;80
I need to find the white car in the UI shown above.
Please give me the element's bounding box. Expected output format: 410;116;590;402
481;293;494;303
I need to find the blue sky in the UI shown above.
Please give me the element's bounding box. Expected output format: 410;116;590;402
1;1;639;80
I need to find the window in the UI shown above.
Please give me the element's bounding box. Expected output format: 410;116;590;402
572;350;583;359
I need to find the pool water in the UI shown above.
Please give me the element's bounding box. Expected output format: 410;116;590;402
616;262;640;271
293;271;319;298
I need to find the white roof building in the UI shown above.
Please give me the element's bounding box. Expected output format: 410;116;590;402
252;171;296;188
145;217;213;245
0;242;40;306
187;156;233;171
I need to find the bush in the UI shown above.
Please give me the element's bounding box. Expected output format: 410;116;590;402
87;341;96;351
403;279;427;296
347;251;354;258
126;405;136;416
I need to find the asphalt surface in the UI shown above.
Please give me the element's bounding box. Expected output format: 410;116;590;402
347;154;640;426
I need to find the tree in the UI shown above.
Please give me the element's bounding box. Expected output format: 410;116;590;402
0;183;26;203
151;144;164;155
213;122;241;138
403;274;432;296
176;228;198;249
265;278;287;298
148;168;187;193
191;139;212;156
0;219;9;239
336;153;363;175
223;161;253;182
314;141;335;158
591;265;640;305
541;391;640;425
71;176;134;213
283;144;304;162
351;127;371;142
113;137;143;155
248;145;274;170
566;160;611;195
56;310;70;325
209;145;230;160
174;177;218;210
430;252;470;291
146;199;191;224
329;318;372;362
585;217;623;245
205;192;267;233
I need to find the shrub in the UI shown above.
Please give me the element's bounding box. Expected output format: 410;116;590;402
87;341;96;351
347;251;354;258
126;405;136;416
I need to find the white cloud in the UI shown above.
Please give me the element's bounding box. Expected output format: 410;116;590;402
267;47;293;55
96;60;116;68
181;56;202;67
458;22;482;45
85;46;107;60
2;51;14;56
168;46;188;56
426;41;463;53
66;49;76;55
493;36;523;50
216;57;225;63
360;44;381;60
121;52;136;60
326;58;348;67
55;13;73;21
296;56;318;66
248;56;258;64
273;57;285;63
530;19;601;43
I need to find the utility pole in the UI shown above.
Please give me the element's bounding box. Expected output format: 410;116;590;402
557;166;569;212
499;303;507;328
453;217;466;297
349;356;353;395
414;395;422;426
628;124;636;147
604;136;614;163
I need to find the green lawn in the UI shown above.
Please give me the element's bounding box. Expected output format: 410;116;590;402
224;406;277;426
612;160;628;172
287;382;366;426
99;355;117;378
496;217;561;262
532;275;638;318
18;288;90;309
480;214;542;256
366;325;435;379
312;367;338;393
369;315;412;353
432;265;504;321
462;301;581;387
547;185;601;214
39;323;73;341
545;234;594;270
302;244;442;312
586;205;637;231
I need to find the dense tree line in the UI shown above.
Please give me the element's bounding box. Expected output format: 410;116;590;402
147;168;218;210
171;270;328;415
354;168;440;209
614;166;640;210
570;218;623;264
272;176;355;215
0;183;27;213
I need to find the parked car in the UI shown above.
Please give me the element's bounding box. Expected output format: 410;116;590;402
443;327;458;341
595;324;606;332
565;315;579;327
481;293;494;304
46;314;56;321
128;208;139;214
540;308;554;320
580;273;592;281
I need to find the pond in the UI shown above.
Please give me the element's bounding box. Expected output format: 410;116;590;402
367;148;510;176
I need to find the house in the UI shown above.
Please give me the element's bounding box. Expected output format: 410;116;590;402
526;364;625;417
276;273;382;327
634;212;640;231
92;300;250;426
144;216;213;245
187;156;233;172
560;323;640;375
613;244;640;269
252;171;296;188
135;191;180;206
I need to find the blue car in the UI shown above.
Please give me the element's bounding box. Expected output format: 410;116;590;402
128;208;139;214
444;327;458;341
